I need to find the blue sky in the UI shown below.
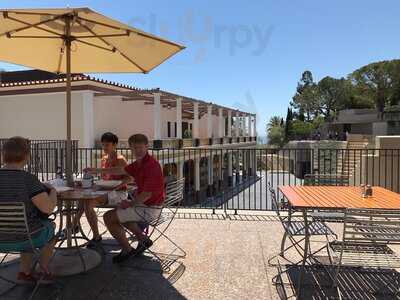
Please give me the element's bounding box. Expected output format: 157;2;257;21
1;1;400;135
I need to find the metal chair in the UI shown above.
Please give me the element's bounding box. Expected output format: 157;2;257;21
134;178;186;272
304;174;349;222
327;208;400;292
267;183;336;266
0;201;55;300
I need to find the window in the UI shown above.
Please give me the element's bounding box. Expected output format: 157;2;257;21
167;122;171;138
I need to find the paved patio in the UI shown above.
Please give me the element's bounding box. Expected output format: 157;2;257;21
0;209;399;300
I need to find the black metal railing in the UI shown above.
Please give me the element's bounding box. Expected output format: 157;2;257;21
1;144;399;211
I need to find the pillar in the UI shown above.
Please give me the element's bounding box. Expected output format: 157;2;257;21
207;152;214;197
227;110;232;137
255;117;258;137
235;111;240;138
207;104;213;138
194;158;200;202
176;97;182;139
242;150;248;179
153;93;161;140
218;152;223;190
193;102;199;139
177;160;184;179
228;151;233;186
235;151;240;184
218;108;224;138
241;116;246;137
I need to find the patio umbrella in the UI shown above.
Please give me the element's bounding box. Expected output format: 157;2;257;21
0;7;184;185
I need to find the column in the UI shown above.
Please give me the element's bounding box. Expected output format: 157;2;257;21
241;116;246;137
235;111;240;138
218;108;224;138
242;150;246;179
253;115;257;138
218;152;223;190
248;149;254;177
207;104;213;140
193;102;199;139
176;97;182;139
235;151;240;183
207;152;214;197
153;92;161;140
194;158;200;202
247;115;251;137
227;151;233;186
177;160;184;179
227;110;232;137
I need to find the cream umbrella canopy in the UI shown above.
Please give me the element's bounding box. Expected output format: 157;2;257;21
0;7;184;184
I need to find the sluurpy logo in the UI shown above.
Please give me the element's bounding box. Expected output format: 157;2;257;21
127;10;274;63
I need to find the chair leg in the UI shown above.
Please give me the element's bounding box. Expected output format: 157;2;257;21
151;225;186;259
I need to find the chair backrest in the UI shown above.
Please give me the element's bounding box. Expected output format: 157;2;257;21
164;178;185;207
343;208;400;244
304;174;349;186
0;202;30;241
268;182;281;216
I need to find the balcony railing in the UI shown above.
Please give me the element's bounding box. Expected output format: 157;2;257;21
147;137;256;149
3;142;399;212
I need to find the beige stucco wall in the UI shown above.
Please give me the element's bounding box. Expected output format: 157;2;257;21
352;136;400;193
0;91;94;147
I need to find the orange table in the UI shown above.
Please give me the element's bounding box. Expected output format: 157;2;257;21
277;185;400;297
279;186;400;210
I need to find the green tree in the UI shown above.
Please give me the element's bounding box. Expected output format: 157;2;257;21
290;120;313;140
267;126;285;147
267;116;282;132
349;60;400;116
291;71;320;121
317;76;352;119
284;108;293;140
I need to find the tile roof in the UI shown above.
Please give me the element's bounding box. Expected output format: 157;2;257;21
0;70;136;90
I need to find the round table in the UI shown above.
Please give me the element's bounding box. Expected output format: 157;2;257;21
50;188;108;276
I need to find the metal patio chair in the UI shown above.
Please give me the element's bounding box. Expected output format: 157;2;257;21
0;201;56;300
304;174;349;222
326;208;400;294
133;178;186;273
267;183;336;267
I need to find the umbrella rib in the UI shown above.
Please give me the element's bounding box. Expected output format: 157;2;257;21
73;38;116;52
8;11;61;17
77;15;184;49
75;18;147;73
75;33;130;38
1;14;64;38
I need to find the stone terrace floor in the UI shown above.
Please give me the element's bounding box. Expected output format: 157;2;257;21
0;209;399;300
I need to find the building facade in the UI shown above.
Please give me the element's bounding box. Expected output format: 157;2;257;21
0;70;258;202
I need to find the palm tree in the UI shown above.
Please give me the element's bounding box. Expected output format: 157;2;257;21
267;116;282;132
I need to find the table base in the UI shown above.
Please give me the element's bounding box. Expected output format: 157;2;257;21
48;248;101;276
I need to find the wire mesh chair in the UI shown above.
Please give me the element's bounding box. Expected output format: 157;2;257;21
267;182;336;266
326;208;400;293
134;178;186;273
0;202;55;300
304;174;349;222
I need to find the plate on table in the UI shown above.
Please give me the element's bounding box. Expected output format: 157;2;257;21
53;186;73;193
95;180;122;189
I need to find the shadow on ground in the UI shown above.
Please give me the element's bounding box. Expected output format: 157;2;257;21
275;264;400;300
0;240;186;300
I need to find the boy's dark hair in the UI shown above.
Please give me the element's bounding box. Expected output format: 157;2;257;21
101;132;119;144
128;134;149;146
2;136;30;163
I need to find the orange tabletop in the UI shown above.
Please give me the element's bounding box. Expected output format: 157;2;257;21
279;186;400;210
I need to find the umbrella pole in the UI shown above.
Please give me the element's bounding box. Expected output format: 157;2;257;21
65;16;73;186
